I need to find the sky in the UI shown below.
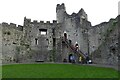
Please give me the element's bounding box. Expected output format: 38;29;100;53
0;0;119;26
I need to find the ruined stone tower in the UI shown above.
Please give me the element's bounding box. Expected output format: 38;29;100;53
56;3;91;60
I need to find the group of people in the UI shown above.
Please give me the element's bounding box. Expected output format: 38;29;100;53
69;55;92;64
70;55;76;63
66;40;92;64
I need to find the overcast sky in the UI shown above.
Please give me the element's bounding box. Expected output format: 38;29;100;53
0;0;119;26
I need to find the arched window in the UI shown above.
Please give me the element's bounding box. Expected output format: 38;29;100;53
64;33;67;40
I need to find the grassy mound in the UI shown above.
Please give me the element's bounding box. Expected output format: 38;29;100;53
2;63;118;78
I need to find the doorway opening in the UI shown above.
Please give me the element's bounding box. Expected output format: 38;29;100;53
64;33;67;40
69;54;73;63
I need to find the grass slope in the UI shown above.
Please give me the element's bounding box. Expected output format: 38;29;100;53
2;63;118;78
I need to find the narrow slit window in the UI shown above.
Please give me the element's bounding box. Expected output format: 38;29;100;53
53;38;56;47
35;38;38;45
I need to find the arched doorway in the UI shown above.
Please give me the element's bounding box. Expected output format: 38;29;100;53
69;54;73;63
64;33;67;40
75;43;79;51
69;40;72;44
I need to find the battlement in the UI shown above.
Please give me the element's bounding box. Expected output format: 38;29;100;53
24;17;58;25
24;17;31;24
53;20;57;23
46;21;50;24
40;21;44;24
2;22;23;31
17;25;23;31
56;3;66;12
39;20;57;24
39;20;51;24
2;22;9;27
10;23;16;28
2;22;16;28
33;20;37;23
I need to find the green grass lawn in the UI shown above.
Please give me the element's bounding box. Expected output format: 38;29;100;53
2;63;118;78
0;66;2;79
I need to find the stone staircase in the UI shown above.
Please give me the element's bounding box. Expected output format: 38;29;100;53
62;37;86;59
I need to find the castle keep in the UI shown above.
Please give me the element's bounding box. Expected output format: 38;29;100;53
0;3;119;67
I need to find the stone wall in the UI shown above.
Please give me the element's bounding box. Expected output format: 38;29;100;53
56;3;91;56
23;17;62;62
0;3;119;66
2;23;24;63
91;16;119;67
0;24;2;65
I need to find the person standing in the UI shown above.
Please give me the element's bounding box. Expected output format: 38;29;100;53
79;56;82;64
72;55;75;63
70;55;73;63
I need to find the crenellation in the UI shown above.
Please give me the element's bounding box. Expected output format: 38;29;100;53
61;3;65;7
2;22;18;29
39;21;51;25
31;20;58;25
27;19;31;23
17;25;23;31
40;21;44;24
46;21;50;24
24;17;31;24
57;4;60;7
2;22;9;27
33;20;38;23
53;20;57;24
10;23;16;29
56;3;65;12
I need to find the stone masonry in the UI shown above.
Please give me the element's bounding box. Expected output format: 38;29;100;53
0;3;119;67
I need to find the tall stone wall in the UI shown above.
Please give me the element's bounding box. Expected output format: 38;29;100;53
90;16;118;67
0;24;2;65
23;17;62;62
88;22;109;54
2;23;25;63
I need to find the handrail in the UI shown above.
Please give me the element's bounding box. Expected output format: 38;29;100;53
62;38;86;59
